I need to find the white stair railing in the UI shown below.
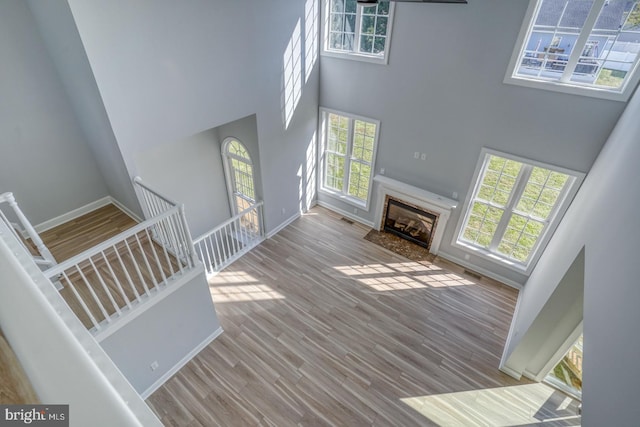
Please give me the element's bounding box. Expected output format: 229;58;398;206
0;192;56;268
45;206;196;336
194;202;265;275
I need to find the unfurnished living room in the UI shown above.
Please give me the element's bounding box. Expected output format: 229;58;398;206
1;0;639;426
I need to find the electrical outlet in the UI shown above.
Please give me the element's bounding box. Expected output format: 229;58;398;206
281;207;286;216
150;361;159;371
452;192;458;199
420;153;427;161
380;168;385;175
413;152;420;159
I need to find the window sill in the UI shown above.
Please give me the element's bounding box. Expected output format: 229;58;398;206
321;49;389;65
503;74;631;102
453;240;533;275
319;187;370;211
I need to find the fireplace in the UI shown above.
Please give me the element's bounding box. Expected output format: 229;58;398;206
373;175;458;255
383;196;439;250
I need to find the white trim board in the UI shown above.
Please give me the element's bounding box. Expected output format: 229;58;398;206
140;326;224;399
34;196;142;233
437;252;523;290
266;211;301;239
316;200;375;228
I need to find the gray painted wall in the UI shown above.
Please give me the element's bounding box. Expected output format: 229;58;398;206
135;128;230;238
0;0;108;225
66;0;320;235
318;0;625;285
503;85;640;425
26;0;142;218
101;269;221;396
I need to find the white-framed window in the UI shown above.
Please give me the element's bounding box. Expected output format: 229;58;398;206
222;138;256;215
322;0;395;64
505;0;640;101
318;108;380;209
453;148;584;274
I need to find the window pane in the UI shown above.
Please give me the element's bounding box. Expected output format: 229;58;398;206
570;0;640;88
516;166;569;220
348;162;371;201
325;153;345;191
353;120;376;163
461;201;504;249
376;16;388;35
361;15;376;35
360;35;374;53
498;214;546;262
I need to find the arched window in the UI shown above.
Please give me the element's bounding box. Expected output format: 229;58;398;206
222;138;256;216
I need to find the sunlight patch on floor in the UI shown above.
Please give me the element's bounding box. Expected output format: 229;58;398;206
401;383;580;427
333;262;477;291
208;271;285;302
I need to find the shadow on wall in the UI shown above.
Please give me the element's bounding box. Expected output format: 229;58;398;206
298;131;317;212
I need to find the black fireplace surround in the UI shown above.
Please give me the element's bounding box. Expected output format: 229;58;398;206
383;197;438;250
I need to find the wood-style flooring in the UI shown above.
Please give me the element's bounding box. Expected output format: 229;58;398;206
0;330;39;404
39;204;181;330
147;206;581;426
39;204;138;262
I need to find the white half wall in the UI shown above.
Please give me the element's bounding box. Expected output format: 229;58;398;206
100;268;221;397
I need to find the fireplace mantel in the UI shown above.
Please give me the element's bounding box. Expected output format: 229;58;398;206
373;175;457;255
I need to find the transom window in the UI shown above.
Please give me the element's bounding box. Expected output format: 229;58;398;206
319;109;379;209
222;138;256;215
506;0;640;100
454;149;583;273
323;0;395;63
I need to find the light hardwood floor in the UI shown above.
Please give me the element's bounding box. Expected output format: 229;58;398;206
39;203;138;262
147;206;581;426
0;330;39;404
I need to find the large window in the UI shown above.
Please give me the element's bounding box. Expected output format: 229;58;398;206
506;0;640;100
454;149;583;273
319;109;380;209
323;0;395;63
222;138;256;215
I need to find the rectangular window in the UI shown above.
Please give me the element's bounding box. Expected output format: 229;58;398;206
323;0;395;64
454;149;583;273
319;109;379;209
505;0;640;101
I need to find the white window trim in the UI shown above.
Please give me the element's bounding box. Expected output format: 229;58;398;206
318;107;380;211
320;0;395;65
451;148;585;275
221;137;256;216
504;0;640;102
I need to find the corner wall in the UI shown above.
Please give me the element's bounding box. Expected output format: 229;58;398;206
502;86;640;425
0;1;109;224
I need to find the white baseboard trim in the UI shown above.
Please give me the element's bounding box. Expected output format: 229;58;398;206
436;252;523;290
499;365;522;380
34;196;143;233
266;211;301;239
523;370;539;382
316;200;375;228
109;197;143;223
35;197;112;233
140;326;224;399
